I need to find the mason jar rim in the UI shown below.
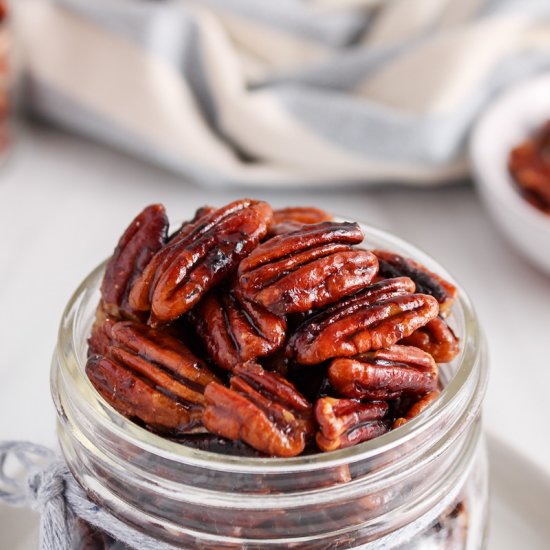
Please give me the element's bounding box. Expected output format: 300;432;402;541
54;220;486;474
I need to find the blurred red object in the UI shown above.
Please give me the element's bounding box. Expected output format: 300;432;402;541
0;0;12;158
508;121;550;215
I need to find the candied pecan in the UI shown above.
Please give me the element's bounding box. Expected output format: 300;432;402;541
287;278;438;365
129;199;273;324
373;250;457;317
86;321;219;434
87;355;203;434
273;206;333;226
175;434;267;457
400;317;459;363
168;205;216;240
203;362;313;457
508;121;550;214
238;222;378;315
393;390;440;428
128;206;213;312
328;345;438;400
315;397;388;452
190;286;286;371
269;206;333;236
87;306;116;357
101;204;168;319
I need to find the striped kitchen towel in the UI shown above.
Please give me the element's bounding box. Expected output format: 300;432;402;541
13;0;550;188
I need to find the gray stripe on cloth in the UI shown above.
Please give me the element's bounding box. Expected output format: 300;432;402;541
271;50;550;166
55;0;219;128
25;75;228;188
477;0;550;18
255;40;413;91
193;0;372;47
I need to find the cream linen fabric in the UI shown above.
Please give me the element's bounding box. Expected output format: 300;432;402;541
13;0;550;188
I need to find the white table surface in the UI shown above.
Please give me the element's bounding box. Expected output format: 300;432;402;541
0;122;549;481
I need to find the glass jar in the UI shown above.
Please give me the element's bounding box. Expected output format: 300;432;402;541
51;222;489;549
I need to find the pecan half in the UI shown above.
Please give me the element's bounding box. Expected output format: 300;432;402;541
168;205;217;241
86;321;219;434
203;362;313;457
393;391;440;428
287;278;438;365
101;204;168;319
269;206;333;236
128;206;214;312
129;199;273;324
373;250;457;317
87;306;116;357
508;120;550;214
328;345;438;400
400;317;459;363
190;286;286;371
238;222;378;315
315;397;388;452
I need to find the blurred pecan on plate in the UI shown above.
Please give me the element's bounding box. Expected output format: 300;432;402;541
508;120;550;214
328;345;438;400
373;250;457;317
287;278;439;365
129;199;273;324
101;204;168;320
393;391;440;429
269;206;333;236
86;321;219;434
400;317;459;363
203;362;313;457
238;222;378;316
315;397;389;452
190;285;286;371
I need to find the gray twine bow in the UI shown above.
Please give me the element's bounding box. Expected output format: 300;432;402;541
0;441;182;550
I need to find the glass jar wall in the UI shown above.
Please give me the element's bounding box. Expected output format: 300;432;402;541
51;222;489;549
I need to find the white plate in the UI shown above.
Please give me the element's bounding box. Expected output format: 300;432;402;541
1;435;549;549
470;73;550;275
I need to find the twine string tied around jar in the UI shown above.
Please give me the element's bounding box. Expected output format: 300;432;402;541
0;440;181;550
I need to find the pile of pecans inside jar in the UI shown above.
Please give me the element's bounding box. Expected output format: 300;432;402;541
86;200;460;458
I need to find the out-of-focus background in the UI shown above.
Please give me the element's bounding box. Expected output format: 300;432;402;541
1;0;550;547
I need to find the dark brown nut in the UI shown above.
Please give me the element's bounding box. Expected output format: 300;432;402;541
86;321;220;434
190;286;286;371
508;120;550;214
203;362;313;457
174;434;267;457
238;222;378;316
400;317;460;363
426;499;469;545
269;206;333;236
393;390;440;429
286;278;438;365
129;199;273;324
87;306;116;357
128;205;214;312
101;204;168;319
373;250;457;317
328;345;438;400
86;355;205;435
315;397;388;452
273;206;333;226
